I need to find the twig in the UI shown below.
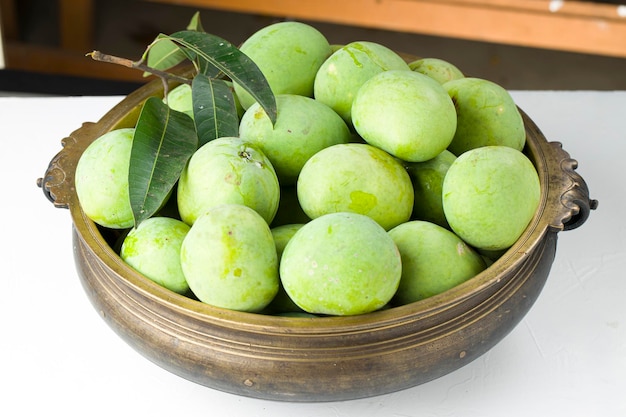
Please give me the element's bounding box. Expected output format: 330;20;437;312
87;51;192;87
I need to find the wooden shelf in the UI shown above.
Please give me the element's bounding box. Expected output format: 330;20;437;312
2;41;148;82
1;0;145;82
146;0;626;58
2;0;625;83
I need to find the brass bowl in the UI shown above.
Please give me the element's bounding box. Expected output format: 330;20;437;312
38;77;596;402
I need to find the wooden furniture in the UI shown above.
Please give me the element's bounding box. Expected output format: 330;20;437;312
2;0;626;81
0;0;143;81
146;0;626;58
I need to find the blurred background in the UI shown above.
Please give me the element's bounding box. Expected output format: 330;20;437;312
1;0;626;95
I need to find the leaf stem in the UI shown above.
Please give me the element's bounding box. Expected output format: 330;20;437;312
87;50;192;87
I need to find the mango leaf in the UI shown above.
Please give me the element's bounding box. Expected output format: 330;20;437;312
172;39;222;79
186;11;204;32
192;74;239;146
129;97;198;226
141;12;205;77
163;30;277;124
143;35;188;77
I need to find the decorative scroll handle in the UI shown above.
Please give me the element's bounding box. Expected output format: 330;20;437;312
37;122;102;209
547;141;598;231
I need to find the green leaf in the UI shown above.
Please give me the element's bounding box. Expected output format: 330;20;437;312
164;30;277;124
141;12;204;77
143;35;188;77
174;41;222;78
186;11;204;32
129;97;198;226
192;74;239;146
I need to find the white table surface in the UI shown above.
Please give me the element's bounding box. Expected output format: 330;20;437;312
2;91;624;416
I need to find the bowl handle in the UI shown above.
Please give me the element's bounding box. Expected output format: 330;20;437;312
546;141;598;232
37;121;103;209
